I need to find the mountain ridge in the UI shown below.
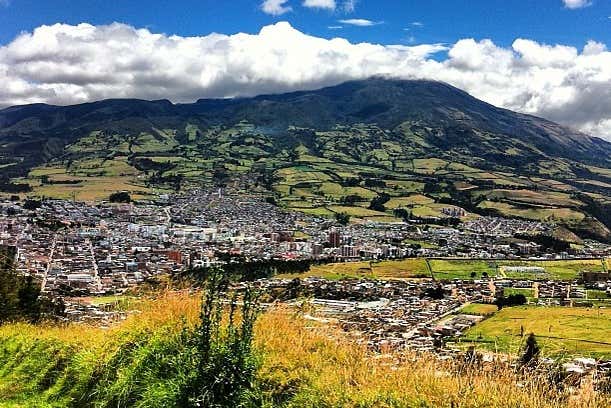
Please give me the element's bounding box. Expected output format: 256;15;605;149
0;78;610;240
2;78;609;163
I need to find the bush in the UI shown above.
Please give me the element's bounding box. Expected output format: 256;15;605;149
109;191;131;203
369;193;390;212
521;333;540;367
183;269;260;407
335;212;351;226
23;199;42;210
496;293;527;309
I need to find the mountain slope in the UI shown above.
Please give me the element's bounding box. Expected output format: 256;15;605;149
0;78;610;240
2;78;609;166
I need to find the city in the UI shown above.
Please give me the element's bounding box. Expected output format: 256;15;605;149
2;186;609;296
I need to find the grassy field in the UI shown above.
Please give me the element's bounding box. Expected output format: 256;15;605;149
459;303;498;316
503;287;535;298
0;292;607;407
461;306;611;358
478;200;586;224
430;258;608;281
278;258;431;280
500;259;607;280
430;259;496;280
21;161;157;201
280;258;609;282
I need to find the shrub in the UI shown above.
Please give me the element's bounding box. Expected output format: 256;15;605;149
335;212;351;226
109;191;131;203
183;268;260;407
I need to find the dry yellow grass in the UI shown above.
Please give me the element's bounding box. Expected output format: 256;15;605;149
256;307;609;407
0;291;201;349
0;292;609;407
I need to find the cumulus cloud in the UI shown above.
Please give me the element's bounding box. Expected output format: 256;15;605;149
303;0;335;10
261;0;292;15
338;18;381;26
563;0;592;9
0;22;610;141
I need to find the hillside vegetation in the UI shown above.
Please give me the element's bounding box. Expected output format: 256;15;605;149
1;79;610;240
0;291;609;408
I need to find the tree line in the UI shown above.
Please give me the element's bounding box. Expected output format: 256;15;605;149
0;245;64;324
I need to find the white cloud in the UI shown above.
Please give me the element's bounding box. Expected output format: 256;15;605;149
563;0;592;9
261;0;292;16
342;0;357;13
302;0;335;10
583;40;607;55
411;21;424;27
338;18;382;26
0;22;610;141
328;25;343;29
0;0;10;7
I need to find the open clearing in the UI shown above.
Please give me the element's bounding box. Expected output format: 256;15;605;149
278;258;431;280
459;303;498;316
460;306;611;358
282;258;609;281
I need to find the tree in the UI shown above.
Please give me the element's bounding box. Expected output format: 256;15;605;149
369;193;390;212
0;248;20;323
422;285;446;300
17;276;42;323
212;166;230;186
521;333;540;366
470;271;477;278
341;194;362;206
0;246;61;323
335;212;351;226
265;196;277;206
109;191;131;203
496;293;527;309
393;208;411;222
341;177;361;187
23;199;42;210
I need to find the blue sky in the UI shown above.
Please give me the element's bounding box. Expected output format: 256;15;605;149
0;0;609;48
0;0;610;139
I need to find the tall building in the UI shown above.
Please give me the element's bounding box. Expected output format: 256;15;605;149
328;230;341;247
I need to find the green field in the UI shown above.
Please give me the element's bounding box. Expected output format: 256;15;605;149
461;306;611;358
278;258;431;280
280;258;609;282
478;200;586;224
429;259;495;280
503;287;535;299
459;303;498;316
431;258;608;281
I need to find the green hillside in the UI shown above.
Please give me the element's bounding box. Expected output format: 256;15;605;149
1;79;610;240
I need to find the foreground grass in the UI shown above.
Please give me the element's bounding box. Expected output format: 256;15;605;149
461;306;611;358
0;292;201;407
256;307;608;407
0;293;609;407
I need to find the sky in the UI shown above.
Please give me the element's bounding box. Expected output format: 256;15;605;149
0;0;610;140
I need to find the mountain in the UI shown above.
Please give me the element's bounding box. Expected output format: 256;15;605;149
1;78;610;240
